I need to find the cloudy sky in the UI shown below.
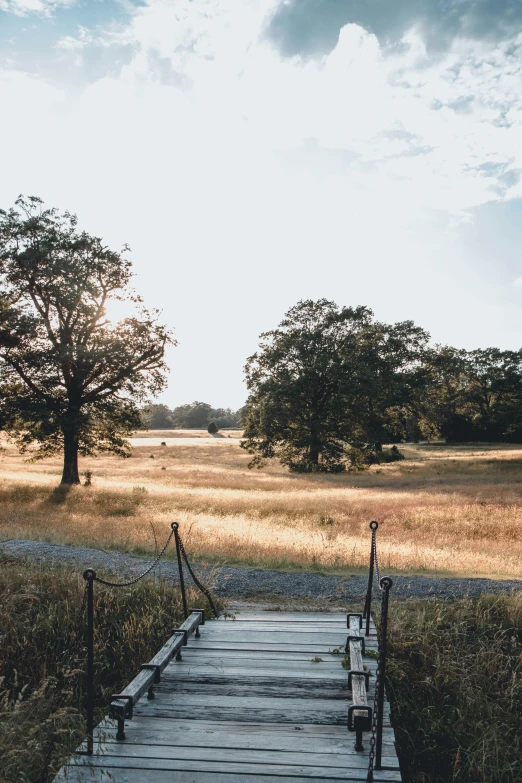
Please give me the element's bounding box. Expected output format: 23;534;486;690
2;0;522;409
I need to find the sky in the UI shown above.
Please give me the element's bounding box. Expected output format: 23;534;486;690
1;0;522;409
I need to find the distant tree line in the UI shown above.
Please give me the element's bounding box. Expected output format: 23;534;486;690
242;300;522;473
141;401;244;430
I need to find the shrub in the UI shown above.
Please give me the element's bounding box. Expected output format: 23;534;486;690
379;445;405;463
207;421;218;434
347;444;405;470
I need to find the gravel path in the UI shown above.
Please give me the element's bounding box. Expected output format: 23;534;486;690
1;539;520;601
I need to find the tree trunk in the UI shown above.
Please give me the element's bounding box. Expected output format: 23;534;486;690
61;424;81;485
309;433;320;466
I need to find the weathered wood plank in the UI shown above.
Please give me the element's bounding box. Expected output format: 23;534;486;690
64;755;402;780
155;677;347;700
56;769;399;783
133;694;390;726
93;718;398;752
229;612;368;621
75;743;400;769
189;641;351;653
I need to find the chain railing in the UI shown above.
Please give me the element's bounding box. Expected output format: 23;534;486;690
349;520;394;782
80;521;218;755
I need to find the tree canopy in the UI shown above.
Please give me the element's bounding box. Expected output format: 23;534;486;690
0;196;173;484
241;299;428;472
141;401;243;430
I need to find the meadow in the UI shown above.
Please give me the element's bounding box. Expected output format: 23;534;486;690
1;433;521;579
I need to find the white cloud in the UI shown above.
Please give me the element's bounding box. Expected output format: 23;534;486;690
0;0;75;17
56;27;94;50
513;277;522;287
2;1;522;404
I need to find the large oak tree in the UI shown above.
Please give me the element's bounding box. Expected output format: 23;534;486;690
0;196;174;484
241;299;428;472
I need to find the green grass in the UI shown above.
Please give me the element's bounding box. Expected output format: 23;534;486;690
0;556;219;783
387;594;522;782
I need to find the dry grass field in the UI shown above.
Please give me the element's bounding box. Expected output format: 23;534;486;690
0;432;521;579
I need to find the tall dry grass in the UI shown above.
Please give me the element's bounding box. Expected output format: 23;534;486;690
0;438;521;578
388;593;522;782
0;555;214;783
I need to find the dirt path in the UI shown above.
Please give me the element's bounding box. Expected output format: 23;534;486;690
1;539;520;602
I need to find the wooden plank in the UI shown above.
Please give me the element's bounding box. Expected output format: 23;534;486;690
155;677;347;700
56;768;399;783
220;615;349;621
189;641;351;653
160;667;350;681
201;629;347;641
93;718;398;752
76;743;400;769
178;650;366;665
133;694;390;725
64;755;402;780
173;647;347;662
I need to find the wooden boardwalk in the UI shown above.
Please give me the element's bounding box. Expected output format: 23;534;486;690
56;611;401;782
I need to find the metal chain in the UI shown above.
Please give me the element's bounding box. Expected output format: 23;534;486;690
366;587;385;782
372;530;382;590
93;527;175;587
176;530;219;618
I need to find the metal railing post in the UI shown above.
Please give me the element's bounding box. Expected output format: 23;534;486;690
363;521;378;636
376;576;392;770
83;568;96;756
173;523;188;620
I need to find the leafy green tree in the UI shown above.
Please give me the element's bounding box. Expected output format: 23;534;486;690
210;407;241;428
347;319;429;451
141;403;174;429
0;196;173;484
171;401;212;428
464;348;522;439
422;346;471;441
422;346;522;443
242;300;430;472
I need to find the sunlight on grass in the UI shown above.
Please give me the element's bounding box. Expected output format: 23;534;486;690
0;437;521;578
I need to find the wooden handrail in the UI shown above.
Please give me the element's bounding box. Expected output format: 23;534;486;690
110;611;203;739
347;614;371;751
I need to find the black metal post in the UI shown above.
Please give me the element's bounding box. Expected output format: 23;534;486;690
83;569;96;756
376;576;392;770
364;521;378;636
173;523;188;620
